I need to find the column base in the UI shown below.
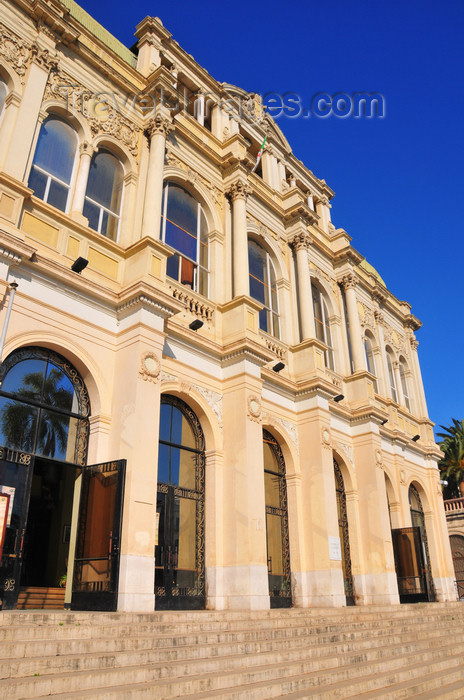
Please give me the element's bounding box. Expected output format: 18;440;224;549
117;554;155;612
433;576;459;602
295;569;346;607
220;564;270;610
353;572;400;605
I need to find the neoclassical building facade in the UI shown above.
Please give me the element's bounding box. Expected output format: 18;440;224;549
0;0;456;612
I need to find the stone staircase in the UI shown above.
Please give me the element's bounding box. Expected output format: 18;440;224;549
1;603;464;699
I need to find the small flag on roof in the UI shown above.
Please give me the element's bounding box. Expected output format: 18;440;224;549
251;135;267;173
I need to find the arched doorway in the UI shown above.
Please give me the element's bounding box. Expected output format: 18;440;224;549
263;429;291;607
334;458;355;605
155;395;205;609
391;484;435;603
450;535;464;599
0;347;90;609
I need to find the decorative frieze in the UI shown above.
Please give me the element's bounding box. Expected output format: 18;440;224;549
0;22;31;82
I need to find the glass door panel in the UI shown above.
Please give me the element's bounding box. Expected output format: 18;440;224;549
71;459;125;611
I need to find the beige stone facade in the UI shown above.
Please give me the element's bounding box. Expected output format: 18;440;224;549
0;0;456;612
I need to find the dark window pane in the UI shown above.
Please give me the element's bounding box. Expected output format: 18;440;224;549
1;359;47;398
157;442;170;484
165;220;197;260
83;198;101;232
0;80;6;116
166;253;179;281
31;118;76;183
170;406;184;445
105;212;119;241
265;470;280;508
36;410;78;461
47;179;69;212
248;242;266;282
259;308;268;332
170;446;181;486
166;184;198;238
159;403;172;442
27;167;48;201
85;151;123;212
43;363;75;412
250;276;266;304
0;397;38;453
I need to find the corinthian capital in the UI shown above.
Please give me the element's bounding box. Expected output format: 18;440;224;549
31;43;58;72
289;231;311;252
146;113;174;139
340;273;358;290
226;180;252;202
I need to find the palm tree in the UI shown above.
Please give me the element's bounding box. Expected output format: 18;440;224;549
0;367;72;458
437;419;464;498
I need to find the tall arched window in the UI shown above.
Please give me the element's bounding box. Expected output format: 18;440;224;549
399;360;411;412
312;284;334;370
386;350;397;402
28;117;77;213
156;395;205;609
263;429;291;607
364;335;378;392
160;182;209;296
0;79;7;120
83;149;123;241
248;240;280;338
0;347;90;465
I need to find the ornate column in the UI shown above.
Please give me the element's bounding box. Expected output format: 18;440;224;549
408;334;429;417
374;310;390;396
141;113;174;240
341;274;366;372
316;195;332;234
4;45;58;181
70;141;95;217
289;231;315;340
226;180;252;298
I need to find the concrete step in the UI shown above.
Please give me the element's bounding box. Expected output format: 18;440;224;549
2;629;462;699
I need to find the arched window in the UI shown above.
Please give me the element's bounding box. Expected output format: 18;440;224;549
399;360;411;412
364;335;378;392
0;79;7;119
263;430;291;607
28;116;77;213
0;348;90;465
156;395;205;608
160;182;209;296
312;284;334;370
83;149;123;241
386;350;397;402
248;240;280;338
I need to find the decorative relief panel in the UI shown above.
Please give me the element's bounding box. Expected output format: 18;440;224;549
335;441;354;466
321;427;332;449
0;22;31;82
191;384;223;431
275;416;299;455
161;370;177;384
165;144;224;209
247;395;262;423
139;352;160;383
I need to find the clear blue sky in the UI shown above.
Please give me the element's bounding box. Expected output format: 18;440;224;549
75;0;464;436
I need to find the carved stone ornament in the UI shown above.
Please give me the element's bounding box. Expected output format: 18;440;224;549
227;180;252;202
0;22;31;82
289;231;311;252
146;113;174;139
161;370;177;384
400;470;406;485
375;449;383;465
247;395;262;423
341;273;357;291
139;352;160;383
191;383;223;431
321;427;332;449
89;113;140;157
31;43;59;72
336;441;354;465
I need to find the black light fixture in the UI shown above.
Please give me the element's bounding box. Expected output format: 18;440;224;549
273;362;285;373
189;319;203;331
380;419;388;426
412;434;420;442
333;394;344;403
71;257;88;273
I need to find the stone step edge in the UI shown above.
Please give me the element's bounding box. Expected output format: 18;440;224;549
25;647;464;700
0;630;464;681
2;631;462;697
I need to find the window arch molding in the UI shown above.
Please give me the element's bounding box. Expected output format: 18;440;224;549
0;61;22;97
